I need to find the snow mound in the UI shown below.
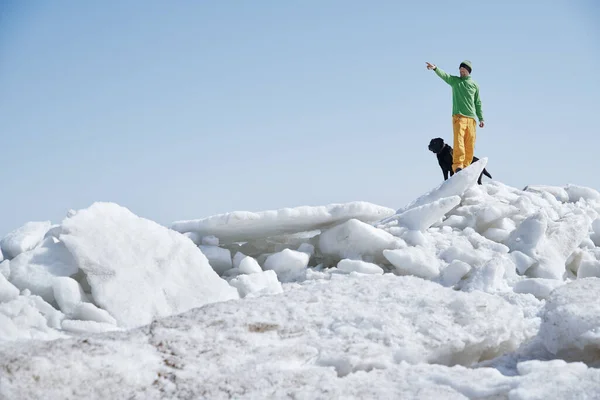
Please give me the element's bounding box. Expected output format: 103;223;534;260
0;273;544;399
59;202;239;328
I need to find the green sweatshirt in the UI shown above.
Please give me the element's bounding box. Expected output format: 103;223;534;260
434;67;484;122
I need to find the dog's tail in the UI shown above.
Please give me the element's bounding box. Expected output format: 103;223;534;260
483;168;492;179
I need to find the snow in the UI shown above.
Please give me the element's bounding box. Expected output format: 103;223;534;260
336;259;384;274
228;270;283;297
2;176;600;397
263;248;309;282
237;255;262;274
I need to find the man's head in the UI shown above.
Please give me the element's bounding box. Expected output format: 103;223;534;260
459;60;472;77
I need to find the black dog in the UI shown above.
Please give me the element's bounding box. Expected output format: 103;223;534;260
428;137;492;185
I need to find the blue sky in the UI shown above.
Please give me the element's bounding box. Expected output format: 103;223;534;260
0;1;598;235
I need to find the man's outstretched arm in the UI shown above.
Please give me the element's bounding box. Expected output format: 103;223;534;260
426;62;458;86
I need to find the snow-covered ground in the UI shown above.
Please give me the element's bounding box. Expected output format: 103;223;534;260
2;160;600;399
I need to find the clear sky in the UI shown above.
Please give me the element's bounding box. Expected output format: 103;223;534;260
0;1;598;236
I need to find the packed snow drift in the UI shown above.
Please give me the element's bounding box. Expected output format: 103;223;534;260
2;160;600;399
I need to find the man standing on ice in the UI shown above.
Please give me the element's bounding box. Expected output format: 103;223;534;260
426;60;485;173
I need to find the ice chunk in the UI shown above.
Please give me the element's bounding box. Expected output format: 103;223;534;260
590;218;600;247
524;185;569;202
383;247;440;279
199;245;232;275
0;221;51;260
441;215;472;230
481;228;511;243
565;184;600;203
263;249;309;282
52;277;88;315
171;201;395;245
0;273;19;303
505;212;547;257
8;237;79;304
440;260;472;287
539;278;600;358
391;158;488;216
59;202;239;329
61;319;120;334
297;243;315;255
578;260;600;278
71;302;117;325
238;256;262;275
463;227;510;254
528;213;591;279
476;204;520;230
319;219;403;264
459;255;512;293
232;251;246;268
181;231;201;245
336;259;384;275
507;212;591;279
513;278;564;300
201;235;219;246
439;243;483;268
0;260;9;279
510;251;536;275
43;224;63;240
380;196;461;231
228;270;283;298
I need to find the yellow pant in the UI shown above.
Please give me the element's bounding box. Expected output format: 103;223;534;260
452;114;477;172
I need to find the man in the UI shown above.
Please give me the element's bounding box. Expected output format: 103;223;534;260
426;60;484;173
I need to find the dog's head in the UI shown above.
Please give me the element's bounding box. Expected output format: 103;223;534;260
428;138;445;154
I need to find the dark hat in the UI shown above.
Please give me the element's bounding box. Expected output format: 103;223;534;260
460;60;472;74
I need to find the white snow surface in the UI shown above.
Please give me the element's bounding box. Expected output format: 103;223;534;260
2;177;600;397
